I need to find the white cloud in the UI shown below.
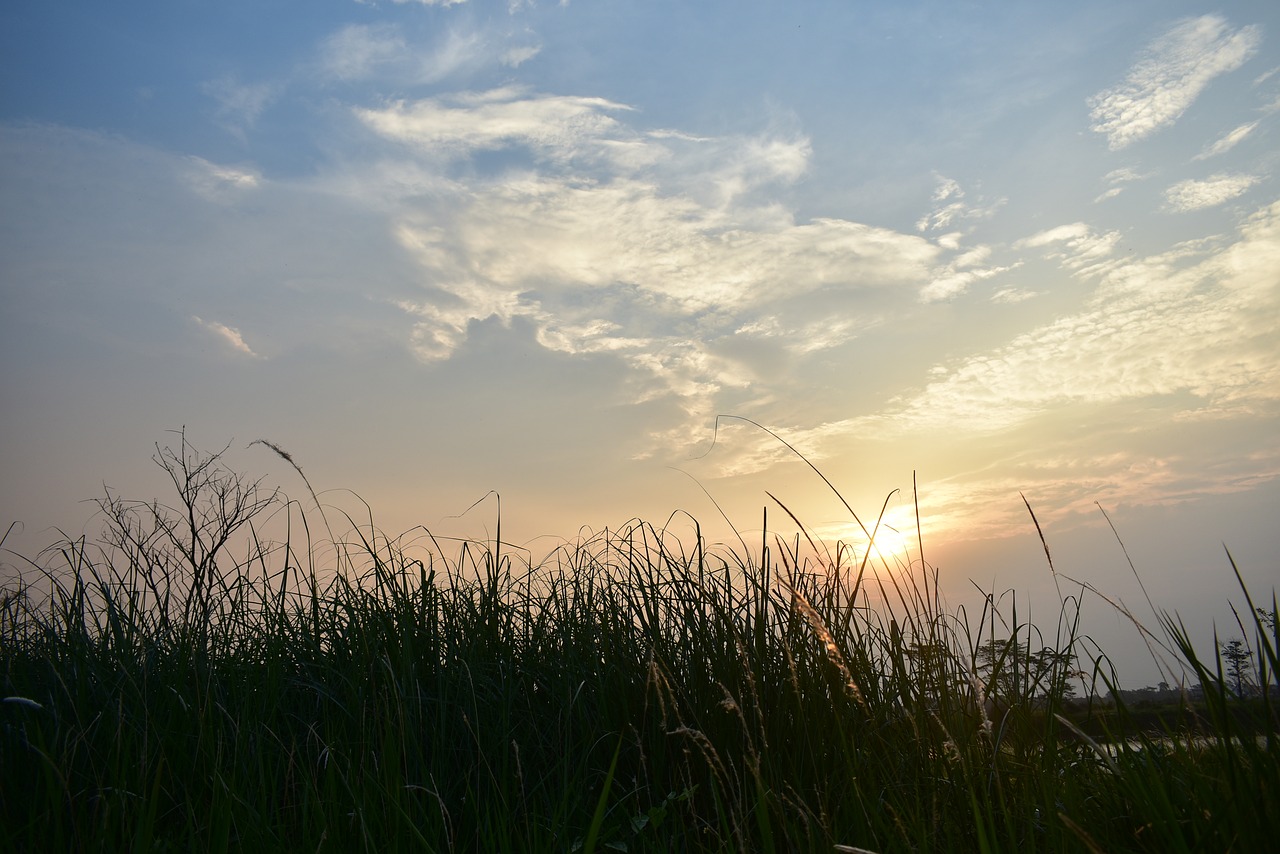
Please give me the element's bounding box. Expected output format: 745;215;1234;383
919;264;1016;303
356;87;817;202
916;239;1013;303
1094;167;1149;202
1088;15;1261;150
990;287;1037;304
193;317;260;358
501;45;541;67
339;87;941;429
1194;121;1259;160
356;87;634;159
916;176;1004;233
935;232;963;250
1103;168;1146;185
932;176;963;202
817;199;1280;439
389;176;937;368
953;245;992;268
1017;222;1121;277
1164;173;1259;212
183;157;260;200
1018;222;1090;248
918;270;980;303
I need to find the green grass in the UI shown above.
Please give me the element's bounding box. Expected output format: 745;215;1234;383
1;436;1276;852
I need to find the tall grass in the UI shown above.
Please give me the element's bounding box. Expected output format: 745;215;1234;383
1;436;1276;852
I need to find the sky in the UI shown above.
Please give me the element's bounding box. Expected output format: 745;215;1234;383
2;1;1279;686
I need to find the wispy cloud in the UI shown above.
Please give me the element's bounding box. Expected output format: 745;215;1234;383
1088;15;1261;150
915;174;1004;232
501;45;541;67
1195;121;1260;160
1094;167;1150;203
388;176;936;366
1017;222;1122;277
1164;173;1259;212
321;23;409;81
356;87;634;160
919;263;1017;303
345;87;943;437
919;242;1023;304
202;76;279;140
320;21;529;84
183;157;261;201
820;199;1280;440
990;287;1037;304
193;317;260;358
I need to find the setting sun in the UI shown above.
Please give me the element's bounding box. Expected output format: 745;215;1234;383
814;504;924;569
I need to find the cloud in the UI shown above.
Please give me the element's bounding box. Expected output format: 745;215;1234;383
193;317;260;358
320;21;528;84
990;287;1037;304
321;23;409;81
337;87;942;437
183;157;261;201
916;175;1004;232
1088;15;1261;150
822;199;1280;438
1018;223;1089;247
1164;173;1259;212
1094;167;1150;202
356;87;634;160
202;77;279;139
916;242;1013;305
501;45;541;67
1017;222;1122;277
1195;121;1260;160
919;262;1017;303
389;176;936;363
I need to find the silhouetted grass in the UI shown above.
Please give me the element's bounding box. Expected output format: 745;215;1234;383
1;436;1276;852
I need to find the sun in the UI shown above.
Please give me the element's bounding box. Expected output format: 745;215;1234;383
864;520;914;561
816;506;922;566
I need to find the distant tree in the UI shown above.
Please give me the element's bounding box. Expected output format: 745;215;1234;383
974;638;1077;702
1032;646;1078;700
1257;607;1276;632
906;637;977;704
1220;639;1254;698
974;638;1027;700
906;639;952;681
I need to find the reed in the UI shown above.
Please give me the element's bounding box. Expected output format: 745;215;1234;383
1;436;1275;852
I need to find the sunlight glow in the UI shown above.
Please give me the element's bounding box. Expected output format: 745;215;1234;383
815;504;926;569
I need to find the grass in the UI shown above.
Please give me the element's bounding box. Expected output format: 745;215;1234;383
1;434;1277;852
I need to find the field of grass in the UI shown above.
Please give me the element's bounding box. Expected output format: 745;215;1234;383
2;436;1277;852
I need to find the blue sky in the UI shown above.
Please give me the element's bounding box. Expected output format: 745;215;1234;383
3;1;1279;683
